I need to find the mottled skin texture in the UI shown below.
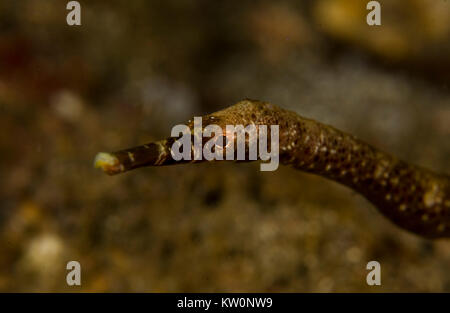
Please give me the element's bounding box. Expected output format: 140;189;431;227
96;99;450;238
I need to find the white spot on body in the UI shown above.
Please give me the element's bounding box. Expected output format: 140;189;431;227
423;183;439;208
320;133;325;143
374;161;389;179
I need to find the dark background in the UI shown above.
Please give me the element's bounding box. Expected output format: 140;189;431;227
0;0;449;292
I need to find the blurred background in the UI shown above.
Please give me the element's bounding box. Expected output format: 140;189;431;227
0;0;449;292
